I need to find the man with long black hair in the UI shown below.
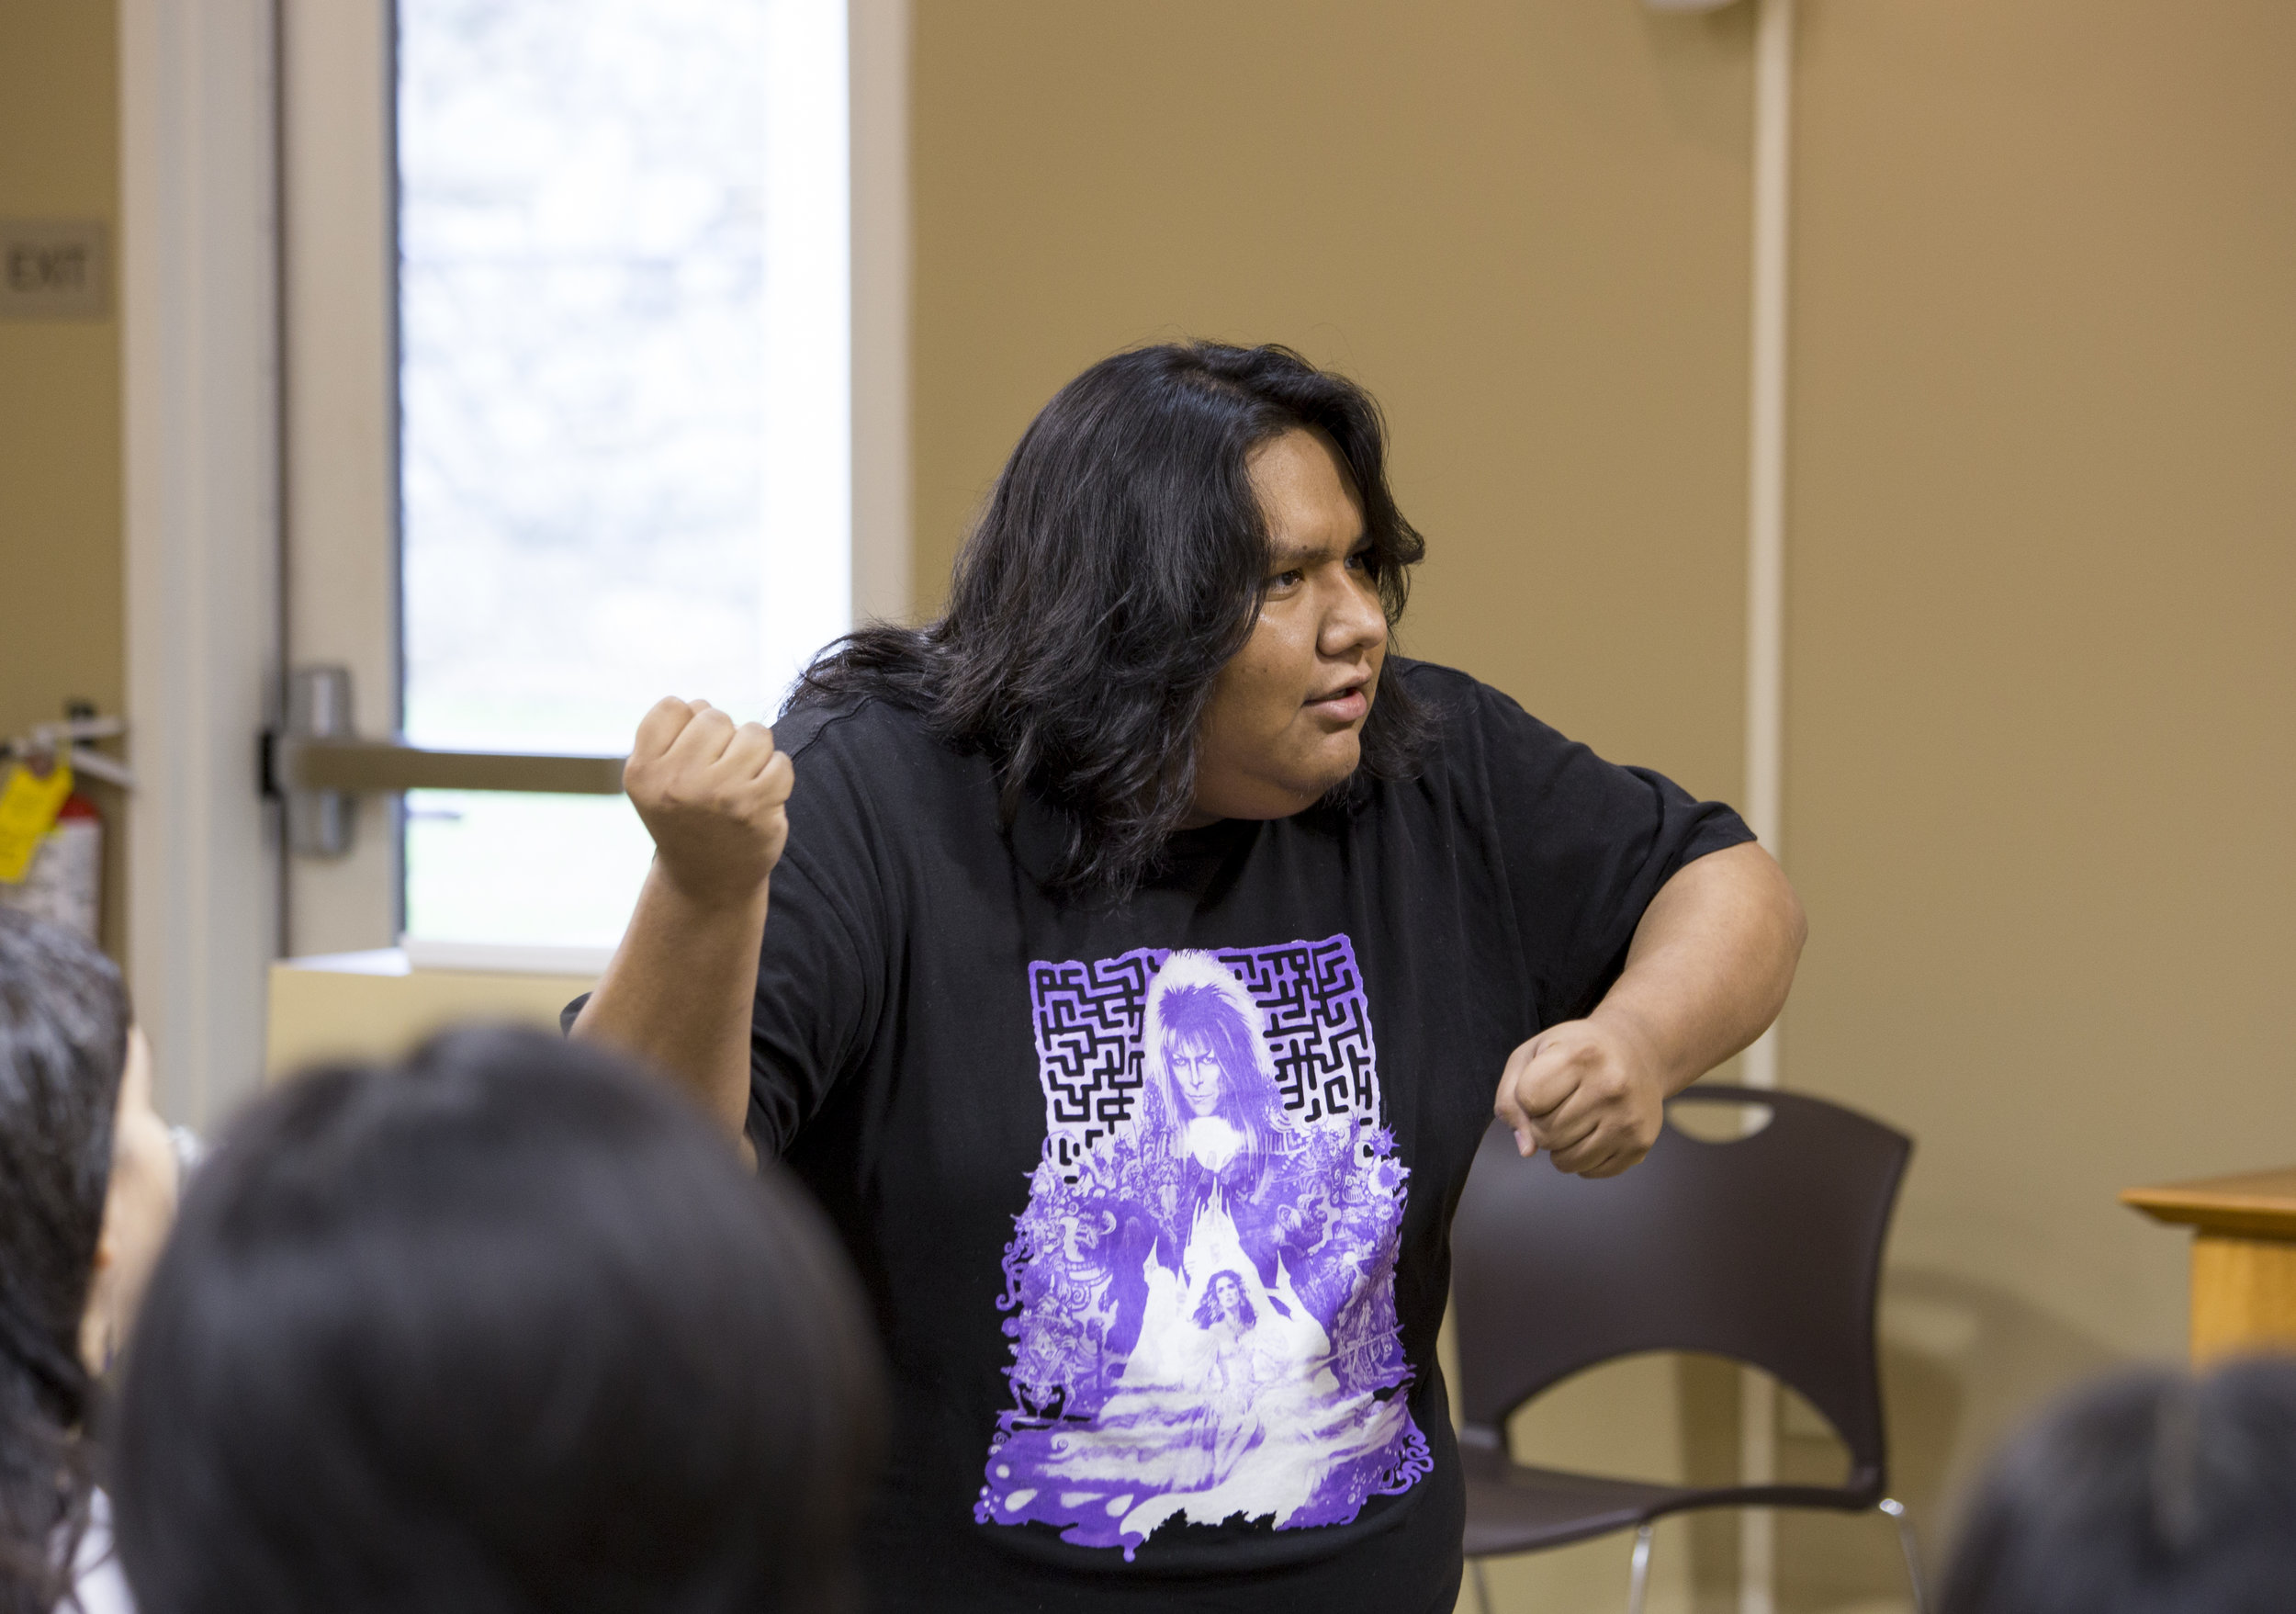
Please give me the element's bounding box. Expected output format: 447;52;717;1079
571;342;1806;1612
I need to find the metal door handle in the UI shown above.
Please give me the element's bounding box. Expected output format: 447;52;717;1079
268;666;625;858
276;737;625;796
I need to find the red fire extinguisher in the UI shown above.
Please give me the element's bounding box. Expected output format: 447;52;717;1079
28;790;105;939
0;703;125;943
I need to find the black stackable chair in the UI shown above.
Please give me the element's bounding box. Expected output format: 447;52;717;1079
1450;1085;1919;1613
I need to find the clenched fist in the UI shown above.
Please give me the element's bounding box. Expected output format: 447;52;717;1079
623;698;794;904
1491;1014;1669;1179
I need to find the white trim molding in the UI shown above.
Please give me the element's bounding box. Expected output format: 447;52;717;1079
119;0;282;1127
760;0;855;703
850;0;911;626
278;0;402;958
1739;2;1795;1611
1742;0;1792;1089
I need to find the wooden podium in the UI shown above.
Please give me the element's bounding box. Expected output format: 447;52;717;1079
2122;1168;2296;1363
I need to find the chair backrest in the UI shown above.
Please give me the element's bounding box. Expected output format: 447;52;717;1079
1449;1085;1911;1493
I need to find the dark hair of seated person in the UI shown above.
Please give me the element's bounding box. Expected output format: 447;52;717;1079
1939;1357;2296;1614
0;910;130;1614
110;1026;886;1614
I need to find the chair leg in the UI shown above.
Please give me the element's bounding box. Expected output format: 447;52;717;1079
1625;1523;1655;1614
1469;1555;1493;1614
1877;1497;1927;1614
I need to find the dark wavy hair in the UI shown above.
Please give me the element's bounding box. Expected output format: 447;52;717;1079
1939;1358;2296;1614
113;1027;885;1614
0;910;129;1614
793;341;1428;900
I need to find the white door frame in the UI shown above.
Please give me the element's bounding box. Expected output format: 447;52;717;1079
278;0;403;962
119;0;281;1128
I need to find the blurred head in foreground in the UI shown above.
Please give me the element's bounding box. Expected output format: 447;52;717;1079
1940;1357;2296;1614
114;1026;884;1614
0;909;174;1614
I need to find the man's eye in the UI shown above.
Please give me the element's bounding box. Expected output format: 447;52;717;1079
1344;550;1371;572
1271;569;1305;589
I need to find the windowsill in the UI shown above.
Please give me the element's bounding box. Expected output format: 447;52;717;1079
276;941;615;977
266;944;609;1082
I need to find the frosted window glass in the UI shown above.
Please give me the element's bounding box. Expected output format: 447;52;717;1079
398;0;845;949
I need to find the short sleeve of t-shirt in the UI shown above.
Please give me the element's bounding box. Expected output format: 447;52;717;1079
1424;669;1756;1029
738;702;895;1158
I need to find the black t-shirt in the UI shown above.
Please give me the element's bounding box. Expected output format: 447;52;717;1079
582;660;1750;1614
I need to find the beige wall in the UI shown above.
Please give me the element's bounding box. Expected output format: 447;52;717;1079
913;2;1757;806
1779;4;2296;1606
0;0;125;954
914;2;2296;1609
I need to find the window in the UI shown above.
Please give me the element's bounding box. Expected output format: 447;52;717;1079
396;0;849;950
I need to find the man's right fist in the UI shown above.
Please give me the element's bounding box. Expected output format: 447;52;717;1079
622;698;794;902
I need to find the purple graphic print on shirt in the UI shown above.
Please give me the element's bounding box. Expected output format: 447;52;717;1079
977;936;1431;1557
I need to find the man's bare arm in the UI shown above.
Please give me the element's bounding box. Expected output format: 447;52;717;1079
1491;841;1806;1178
570;698;792;1159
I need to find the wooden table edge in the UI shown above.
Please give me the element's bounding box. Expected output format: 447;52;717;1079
2122;1173;2296;1242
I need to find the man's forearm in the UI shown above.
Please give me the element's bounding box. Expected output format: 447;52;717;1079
570;860;768;1149
1590;841;1806;1093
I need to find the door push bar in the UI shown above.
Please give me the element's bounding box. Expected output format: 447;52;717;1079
264;666;627;859
0;708;136;790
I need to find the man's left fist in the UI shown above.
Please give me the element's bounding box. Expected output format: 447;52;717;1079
1491;1016;1668;1179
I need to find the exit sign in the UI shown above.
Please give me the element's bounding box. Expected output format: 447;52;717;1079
0;220;109;320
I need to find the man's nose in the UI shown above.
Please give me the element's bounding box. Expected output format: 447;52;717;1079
1320;573;1387;660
